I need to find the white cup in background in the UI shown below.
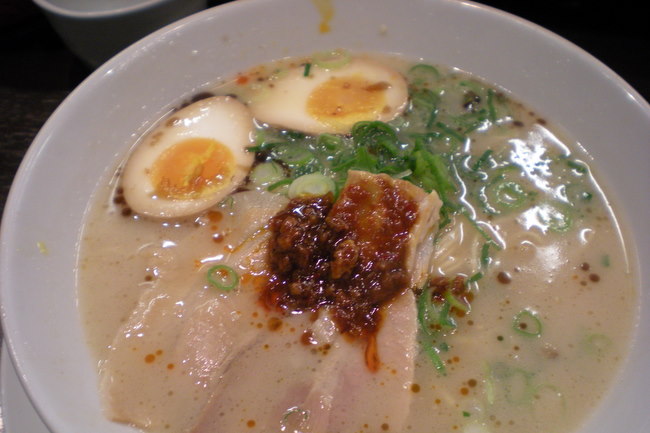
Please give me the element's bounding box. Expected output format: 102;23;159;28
33;0;208;67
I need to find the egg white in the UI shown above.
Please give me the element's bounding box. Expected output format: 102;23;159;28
121;96;254;219
249;58;408;135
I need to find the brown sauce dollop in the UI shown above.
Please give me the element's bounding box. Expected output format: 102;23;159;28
261;175;419;339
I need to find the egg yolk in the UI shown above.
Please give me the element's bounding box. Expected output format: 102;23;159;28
150;137;234;200
307;75;389;130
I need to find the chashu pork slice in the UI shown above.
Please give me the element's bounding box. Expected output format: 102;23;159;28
99;190;288;432
192;171;442;433
294;291;420;433
335;170;442;290
320;170;442;432
191;293;418;433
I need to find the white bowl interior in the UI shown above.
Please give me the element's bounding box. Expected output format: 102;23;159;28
2;1;649;432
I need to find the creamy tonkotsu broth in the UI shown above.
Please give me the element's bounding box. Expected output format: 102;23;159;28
77;51;637;433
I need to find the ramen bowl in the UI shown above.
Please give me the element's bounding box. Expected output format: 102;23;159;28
1;0;649;432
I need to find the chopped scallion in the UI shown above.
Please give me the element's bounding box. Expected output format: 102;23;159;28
407;63;441;87
312;49;351;69
272;143;314;166
512;309;542;337
288;172;336;198
207;265;239;291
485;179;528;213
444;290;469;313
303;62;312;77
566;159;588;174
267;178;293;192
434;121;465;144
582;333;612;356
486;88;497;122
248;161;285;188
601;254;610;267
471;149;493;172
480;242;492;269
537;202;573;233
420;336;447;375
316;133;344;151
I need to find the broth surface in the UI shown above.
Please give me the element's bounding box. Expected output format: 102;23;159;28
77;53;637;433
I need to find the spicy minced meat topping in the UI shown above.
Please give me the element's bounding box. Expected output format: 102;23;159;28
261;175;419;338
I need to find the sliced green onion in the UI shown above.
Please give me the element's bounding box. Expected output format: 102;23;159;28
417;286;456;333
316;133;344;151
536;202;573;233
512;309;542;337
601;254;610;267
486;88;497;122
484;363;496;405
331;157;356;173
246;140;283;153
434;121;465;144
426;152;456;196
312;49;351;69
444;289;470;313
489;362;536;405
453;110;489;134
284;130;306;140
563;183;593;205
566;159;588;174
533;384;567;414
582;333;612;356
417;286;435;333
421;338;447;375
480;242;492;269
207;265;239;291
351;121;400;156
248;161;285;188
458;80;484;95
469;272;484;283
288;172;336;198
462;210;499;245
407;63;441;87
471;149;493;172
438;301;457;329
416;287;449;376
303;62;312;77
410;150;437;192
504;368;535;405
218;196;234;209
392;169;413;179
272;143;314;166
350;146;379;172
409;88;440;128
267;178;293;192
485;179;528;213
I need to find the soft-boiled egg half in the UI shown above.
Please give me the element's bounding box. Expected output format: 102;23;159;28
250;58;408;135
121;96;254;218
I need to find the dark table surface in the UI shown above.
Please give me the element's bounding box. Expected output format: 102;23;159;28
1;0;649;222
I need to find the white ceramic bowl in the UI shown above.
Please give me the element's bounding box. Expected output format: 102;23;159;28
2;0;649;432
